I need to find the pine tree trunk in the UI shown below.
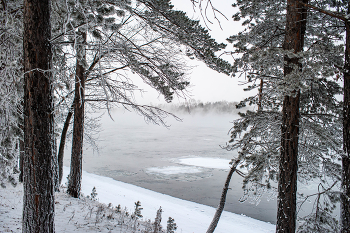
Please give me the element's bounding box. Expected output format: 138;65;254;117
67;32;86;198
206;159;240;233
276;0;308;232
53;137;59;191
278;94;300;233
23;0;55;232
342;3;350;232
58;108;73;186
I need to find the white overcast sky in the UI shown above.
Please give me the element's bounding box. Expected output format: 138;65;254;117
134;0;253;104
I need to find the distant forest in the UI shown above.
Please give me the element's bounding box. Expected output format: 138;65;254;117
155;100;248;114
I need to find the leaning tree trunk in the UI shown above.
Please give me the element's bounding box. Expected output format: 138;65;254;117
342;3;350;232
23;0;55;232
18;139;24;183
206;159;240;233
67;32;86;198
58;107;73;186
18;101;24;183
276;0;308;232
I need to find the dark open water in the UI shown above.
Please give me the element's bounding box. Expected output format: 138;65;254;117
64;109;325;224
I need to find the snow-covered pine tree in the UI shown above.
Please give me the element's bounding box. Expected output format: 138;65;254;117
133;201;143;219
90;186;98;200
154;206;162;233
0;0;23;188
343;2;350;230
166;217;177;233
277;1;309;231
226;0;344;231
304;1;350;231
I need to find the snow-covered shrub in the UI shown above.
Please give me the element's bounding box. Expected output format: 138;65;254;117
153;207;163;233
167;217;177;233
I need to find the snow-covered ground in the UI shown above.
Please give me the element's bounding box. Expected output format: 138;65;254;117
1;164;275;232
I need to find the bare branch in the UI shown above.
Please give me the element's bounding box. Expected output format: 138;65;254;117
300;2;348;22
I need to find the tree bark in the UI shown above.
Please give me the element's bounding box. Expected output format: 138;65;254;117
23;0;55;232
206;159;240;233
67;32;86;198
58;107;73;186
276;0;307;232
53;137;59;191
342;3;350;232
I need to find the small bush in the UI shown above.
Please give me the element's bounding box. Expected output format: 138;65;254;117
90;186;98;200
132;201;143;219
167;217;177;233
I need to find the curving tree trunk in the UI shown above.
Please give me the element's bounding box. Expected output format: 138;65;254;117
58;107;73;186
276;0;308;232
23;0;55;232
342;3;350;232
18;139;24;183
206;159;240;233
19;101;24;183
67;32;86;198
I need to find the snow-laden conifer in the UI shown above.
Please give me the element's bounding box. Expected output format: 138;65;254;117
153;206;162;233
226;0;344;231
166;216;177;233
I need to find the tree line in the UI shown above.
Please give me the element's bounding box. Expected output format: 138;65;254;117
155;100;243;114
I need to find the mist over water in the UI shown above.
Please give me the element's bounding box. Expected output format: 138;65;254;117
64;106;281;223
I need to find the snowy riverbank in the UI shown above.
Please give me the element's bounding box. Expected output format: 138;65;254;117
1;167;275;232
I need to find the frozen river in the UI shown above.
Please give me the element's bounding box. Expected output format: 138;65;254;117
64;109;279;223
